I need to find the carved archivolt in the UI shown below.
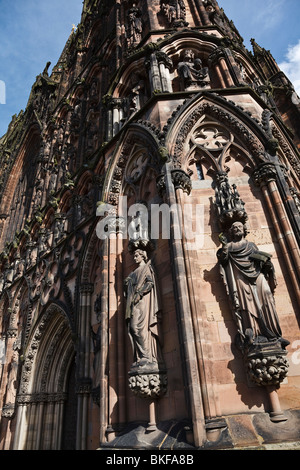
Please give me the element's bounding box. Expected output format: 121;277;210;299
80;227;100;285
273;126;300;179
19;304;73;396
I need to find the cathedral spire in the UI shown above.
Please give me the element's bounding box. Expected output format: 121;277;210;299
250;38;280;78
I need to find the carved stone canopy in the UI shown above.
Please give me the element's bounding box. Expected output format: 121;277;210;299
214;172;248;232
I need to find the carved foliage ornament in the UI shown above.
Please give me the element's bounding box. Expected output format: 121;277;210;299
128;371;168;398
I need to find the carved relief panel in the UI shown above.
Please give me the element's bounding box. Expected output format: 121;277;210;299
177;50;210;91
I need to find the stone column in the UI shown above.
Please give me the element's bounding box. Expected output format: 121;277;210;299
106;228;118;442
103;216;127;442
253;163;300;306
156;51;173;93
13;394;31;450
99;236;109;444
195;0;211;26
173;170;222;434
112;98;123;136
209;48;234;88
0;214;8;250
157;164;207;447
76;282;93;450
116;230;126;427
146;53;163;94
35;397;46;449
76;377;92;450
55;394;65;450
103;96;124;140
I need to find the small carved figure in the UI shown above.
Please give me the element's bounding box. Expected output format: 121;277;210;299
54;216;66;244
124;249;163;370
128;210;149;241
4;346;19;411
177;50;209;90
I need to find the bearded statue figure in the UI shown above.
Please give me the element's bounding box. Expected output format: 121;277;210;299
217;221;289;353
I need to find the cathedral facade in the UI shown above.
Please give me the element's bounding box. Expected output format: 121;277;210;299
0;0;300;450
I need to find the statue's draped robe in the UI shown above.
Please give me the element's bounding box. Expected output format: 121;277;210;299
125;262;163;367
218;240;282;341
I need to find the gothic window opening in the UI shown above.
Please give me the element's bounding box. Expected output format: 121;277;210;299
196;162;204;180
187;119;253;180
6;140;40;243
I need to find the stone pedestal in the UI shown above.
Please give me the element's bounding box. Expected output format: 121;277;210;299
128;366;167;399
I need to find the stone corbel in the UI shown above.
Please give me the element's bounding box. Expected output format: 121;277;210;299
252;162;277;188
156;169;192;197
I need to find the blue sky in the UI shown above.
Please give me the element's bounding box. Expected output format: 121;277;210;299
0;0;300;137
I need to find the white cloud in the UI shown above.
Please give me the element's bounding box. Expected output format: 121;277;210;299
279;40;300;96
250;0;285;31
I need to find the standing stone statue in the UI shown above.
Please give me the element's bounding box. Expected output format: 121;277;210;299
2;339;21;419
126;7;143;47
217;221;289;353
124;249;164;371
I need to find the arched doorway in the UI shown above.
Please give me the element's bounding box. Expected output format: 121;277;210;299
13;304;76;450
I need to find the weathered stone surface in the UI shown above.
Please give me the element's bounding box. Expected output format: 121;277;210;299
0;0;299;452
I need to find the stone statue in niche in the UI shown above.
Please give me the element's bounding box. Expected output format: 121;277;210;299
91;293;102;406
124;249;164;371
177;50;209;90
128;212;148;240
215;174;289;389
2;339;21;419
126;6;143;47
217;221;289;350
160;0;188;27
290;187;300;214
54;215;66;244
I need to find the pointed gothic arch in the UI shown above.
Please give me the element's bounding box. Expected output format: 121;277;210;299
102;123;163;209
165;93;267;170
13;302;76;450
